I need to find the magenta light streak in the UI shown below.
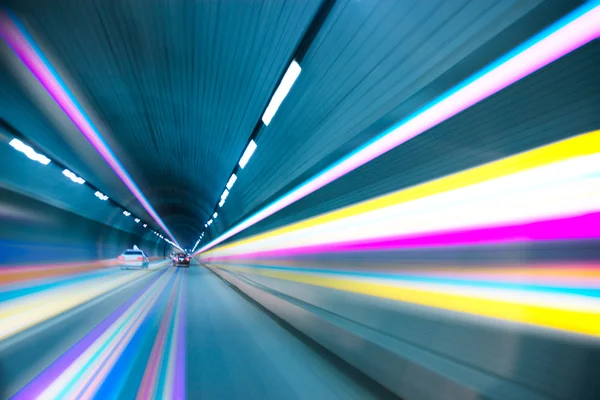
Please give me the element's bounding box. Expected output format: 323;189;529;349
203;212;600;261
198;4;600;255
0;12;179;246
137;273;179;399
173;269;186;400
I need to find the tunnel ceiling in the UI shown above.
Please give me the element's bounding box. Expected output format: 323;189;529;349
1;0;589;248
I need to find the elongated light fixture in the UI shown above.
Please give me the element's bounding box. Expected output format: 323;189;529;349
238;140;257;169
62;169;85;184
9;138;51;165
262;60;302;126
196;2;600;255
226;174;237;190
94;191;109;201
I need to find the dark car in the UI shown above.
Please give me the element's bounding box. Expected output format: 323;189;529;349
173;252;190;267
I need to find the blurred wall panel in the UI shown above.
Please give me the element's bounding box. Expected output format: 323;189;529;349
0;187;164;265
204;127;600;399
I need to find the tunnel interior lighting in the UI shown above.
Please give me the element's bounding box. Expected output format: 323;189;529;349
219;198;226;208
226;174;237;190
201;136;600;260
134;218;140;223
123;211;131;217
196;3;600;255
143;224;147;228
62;169;85;184
94;191;109;201
221;189;229;200
0;14;181;248
192;238;201;252
261;60;302;126
9;138;51;165
213;212;218;218
208;219;213;226
238;140;257;169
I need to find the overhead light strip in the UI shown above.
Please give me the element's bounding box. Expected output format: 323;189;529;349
62;169;85;184
238;140;257;169
203;0;335;243
226;174;237;190
9;138;51;165
261;60;302;126
0;10;181;247
6;131;160;236
94;191;109;201
196;2;600;255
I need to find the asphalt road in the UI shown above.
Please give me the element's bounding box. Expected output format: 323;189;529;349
0;261;396;399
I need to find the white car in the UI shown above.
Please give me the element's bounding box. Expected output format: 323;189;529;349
118;248;149;269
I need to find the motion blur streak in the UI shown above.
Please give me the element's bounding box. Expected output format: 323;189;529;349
0;256;164;285
0;10;180;246
202;130;600;259
0;260;170;341
202;139;600;337
209;263;600;337
198;2;600;254
12;266;185;399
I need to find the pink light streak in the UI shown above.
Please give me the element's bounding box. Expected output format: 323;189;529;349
198;4;600;255
0;12;179;246
203;212;600;261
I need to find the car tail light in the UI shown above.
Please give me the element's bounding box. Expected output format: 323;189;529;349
137;256;143;261
118;255;124;260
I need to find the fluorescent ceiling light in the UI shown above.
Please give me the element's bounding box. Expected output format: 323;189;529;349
226;174;237;190
62;169;85;184
143;224;147;228
238;140;257;169
195;3;600;255
123;211;131;217
205;224;208;228
213;212;218;218
0;14;181;248
94;191;109;201
219;199;226;207
262;60;301;126
134;218;140;223
9;138;51;165
208;219;213;226
207;155;600;259
221;189;229;200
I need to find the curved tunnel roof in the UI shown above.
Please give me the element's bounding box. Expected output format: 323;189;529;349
1;0;596;250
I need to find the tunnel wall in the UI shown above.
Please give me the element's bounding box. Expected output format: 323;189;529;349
0;187;166;265
0;126;175;266
201;37;600;400
210;253;600;400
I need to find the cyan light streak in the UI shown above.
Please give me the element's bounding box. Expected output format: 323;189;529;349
196;2;600;255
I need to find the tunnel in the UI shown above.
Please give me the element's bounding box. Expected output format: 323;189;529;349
1;0;599;399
